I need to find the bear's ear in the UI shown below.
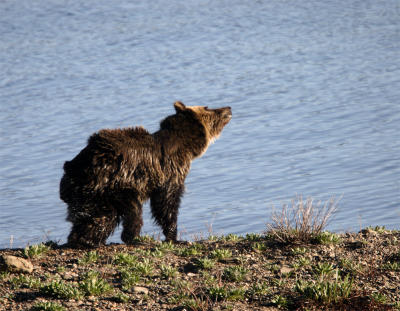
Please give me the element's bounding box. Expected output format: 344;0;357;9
174;101;186;113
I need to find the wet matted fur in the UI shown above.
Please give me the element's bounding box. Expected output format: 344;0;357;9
60;102;232;248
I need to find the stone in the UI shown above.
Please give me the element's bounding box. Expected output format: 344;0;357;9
280;264;294;275
132;286;149;295
0;255;33;273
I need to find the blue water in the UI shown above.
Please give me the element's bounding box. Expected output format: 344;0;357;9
1;0;399;248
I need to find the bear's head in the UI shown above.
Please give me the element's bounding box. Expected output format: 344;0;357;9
159;102;232;158
173;101;232;142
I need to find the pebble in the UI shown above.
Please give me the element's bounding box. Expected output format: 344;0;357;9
133;286;149;295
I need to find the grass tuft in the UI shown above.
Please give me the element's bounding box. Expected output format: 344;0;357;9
23;243;50;258
40;279;84;300
79;271;112;296
266;196;339;244
30;301;66;311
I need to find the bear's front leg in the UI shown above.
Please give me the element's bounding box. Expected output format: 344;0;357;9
120;200;144;244
150;184;184;242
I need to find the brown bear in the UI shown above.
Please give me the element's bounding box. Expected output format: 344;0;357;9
60;102;232;248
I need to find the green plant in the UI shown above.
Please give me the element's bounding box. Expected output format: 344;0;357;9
295;272;353;303
159;241;176;251
382;261;400;271
208;285;229;301
182;298;209;311
227;287;245;301
177;245;202;257
222;266;248;282
150;248;164;258
371;292;388;304
210;248;232;261
292;257;311;270
367;226;387;234
114;253;138;266
313;262;335;278
160;264;178;279
315;231;341;244
195;258;216;270
266;196;339;244
113;291;131;303
252;242;267;251
223;234;240;242
339;258;363;274
266;263;280;273
291;247;308;255
24;243;50;258
245;233;262;241
120;268;140;291
78;250;99;265
132;235;155;243
10;275;41;289
247;282;269;300
271;294;289;309
40;279;84;300
30;302;65;311
134;259;154;276
79;271;112;296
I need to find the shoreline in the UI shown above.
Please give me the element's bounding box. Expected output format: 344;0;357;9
1;228;399;310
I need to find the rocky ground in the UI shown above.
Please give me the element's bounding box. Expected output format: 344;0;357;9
0;227;400;311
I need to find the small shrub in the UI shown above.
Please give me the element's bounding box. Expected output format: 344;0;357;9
266;196;339;244
79;271;112;296
31;302;65;311
24;243;50;258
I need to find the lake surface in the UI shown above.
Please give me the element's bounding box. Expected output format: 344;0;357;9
1;0;399;248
